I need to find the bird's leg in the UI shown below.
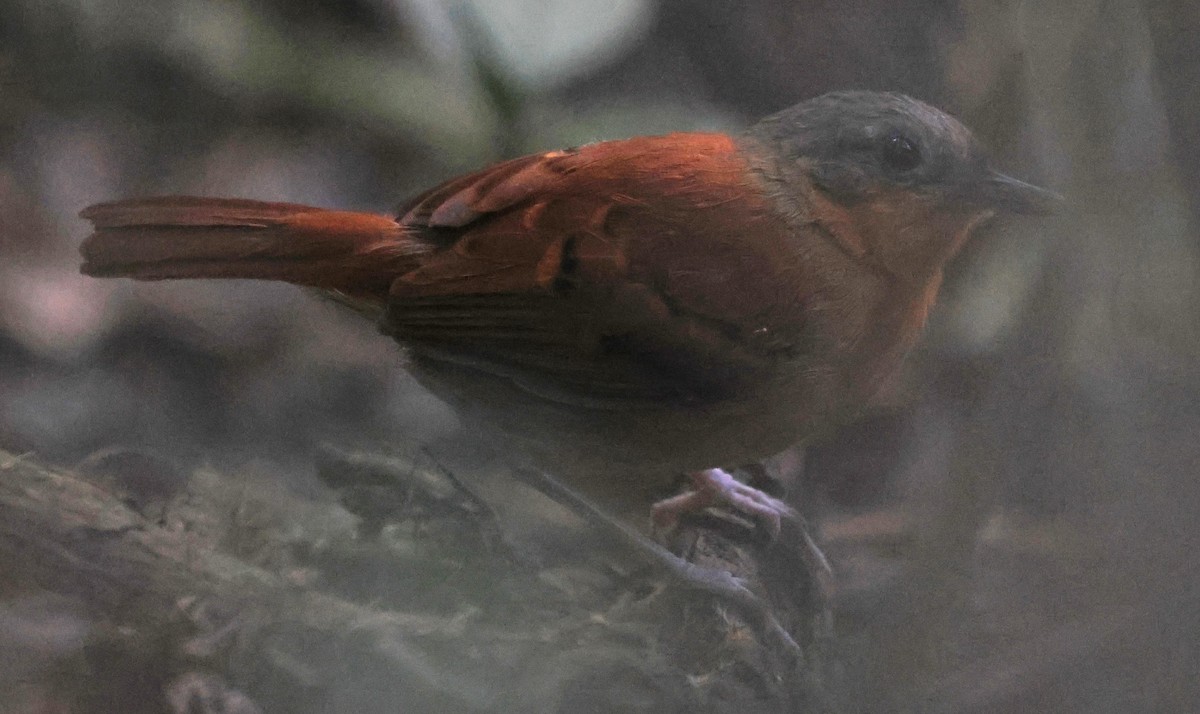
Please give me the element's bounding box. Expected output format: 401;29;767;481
510;467;803;661
651;468;796;538
652;468;835;599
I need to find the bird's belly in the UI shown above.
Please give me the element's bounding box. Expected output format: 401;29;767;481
407;356;830;476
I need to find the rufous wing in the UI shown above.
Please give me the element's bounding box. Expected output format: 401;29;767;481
385;134;811;407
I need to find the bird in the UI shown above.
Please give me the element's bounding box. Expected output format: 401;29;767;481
79;90;1055;533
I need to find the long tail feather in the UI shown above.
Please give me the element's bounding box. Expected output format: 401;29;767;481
80;196;420;297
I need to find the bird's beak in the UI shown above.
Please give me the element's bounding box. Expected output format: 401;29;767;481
977;171;1062;215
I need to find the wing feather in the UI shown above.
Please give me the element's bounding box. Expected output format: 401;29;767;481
386;134;810;406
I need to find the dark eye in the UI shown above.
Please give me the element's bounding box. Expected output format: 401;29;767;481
882;132;922;173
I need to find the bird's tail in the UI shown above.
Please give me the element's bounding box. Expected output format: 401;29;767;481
79;196;421;298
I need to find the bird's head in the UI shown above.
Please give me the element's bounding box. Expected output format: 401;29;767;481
745;91;1058;285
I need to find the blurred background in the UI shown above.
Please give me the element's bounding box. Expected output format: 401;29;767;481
1;0;1198;711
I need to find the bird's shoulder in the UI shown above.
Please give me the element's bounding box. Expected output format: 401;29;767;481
389;133;810;325
395;132;753;232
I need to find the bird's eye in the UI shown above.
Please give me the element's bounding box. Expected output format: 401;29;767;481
881;132;922;173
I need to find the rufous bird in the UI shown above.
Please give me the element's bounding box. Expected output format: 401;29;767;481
79;91;1055;532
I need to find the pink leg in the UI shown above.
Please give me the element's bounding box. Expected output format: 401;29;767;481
651;468;795;537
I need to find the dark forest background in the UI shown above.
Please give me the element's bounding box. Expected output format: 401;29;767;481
1;0;1199;711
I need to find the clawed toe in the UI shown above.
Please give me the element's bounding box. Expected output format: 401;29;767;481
651;468;795;538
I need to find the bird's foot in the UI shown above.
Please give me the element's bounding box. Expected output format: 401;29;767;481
651;468;796;538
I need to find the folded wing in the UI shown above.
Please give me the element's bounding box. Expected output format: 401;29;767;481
385;133;810;407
